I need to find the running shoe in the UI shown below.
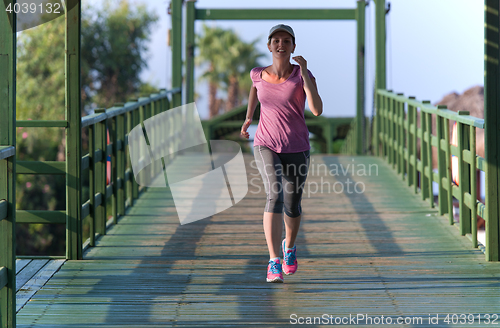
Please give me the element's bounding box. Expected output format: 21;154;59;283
266;258;284;283
282;239;297;275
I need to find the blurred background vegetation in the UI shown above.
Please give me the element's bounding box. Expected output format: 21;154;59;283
16;0;265;255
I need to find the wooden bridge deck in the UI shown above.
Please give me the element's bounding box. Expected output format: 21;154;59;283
16;155;500;327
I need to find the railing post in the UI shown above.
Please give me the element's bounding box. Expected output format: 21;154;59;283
95;109;107;236
396;94;404;176
420;102;430;202
110;104;124;225
126;109;134;206
65;0;82;260
457;115;472;235
470;126;478;248
484;0;500;261
443;117;453;225
410;99;418;194
400;99;407;180
0;0;16;326
436;107;449;217
132;107;140;199
117;112;126;217
425;109;434;207
407;97;416;189
356;0;366;155
88;124;96;246
138;100;149;189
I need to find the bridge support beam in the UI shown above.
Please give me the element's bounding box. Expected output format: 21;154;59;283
356;0;366;155
484;0;500;261
373;0;386;156
171;0;183;107
0;1;17;326
66;0;82;260
374;0;386;91
186;1;195;104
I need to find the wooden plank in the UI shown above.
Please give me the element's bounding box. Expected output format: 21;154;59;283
16;120;68;128
15;259;31;274
16;210;66;224
15;260;48;292
16;161;66;175
16;260;65;312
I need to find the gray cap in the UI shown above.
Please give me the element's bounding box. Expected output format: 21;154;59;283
268;24;295;40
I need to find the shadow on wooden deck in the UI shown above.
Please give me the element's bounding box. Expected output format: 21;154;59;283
16;155;500;327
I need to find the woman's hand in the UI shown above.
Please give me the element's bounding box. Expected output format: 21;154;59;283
240;118;252;139
292;56;307;77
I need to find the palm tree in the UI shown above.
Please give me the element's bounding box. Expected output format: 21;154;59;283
196;25;227;118
222;35;264;112
197;25;264;117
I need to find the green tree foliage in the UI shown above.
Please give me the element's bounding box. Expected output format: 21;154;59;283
196;25;264;118
15;0;159;255
81;0;159;109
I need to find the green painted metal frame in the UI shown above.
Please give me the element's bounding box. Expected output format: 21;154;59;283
355;1;366;155
194;9;356;20
171;0;183;108
484;0;500;261
65;0;82;260
0;0;16;326
372;90;497;260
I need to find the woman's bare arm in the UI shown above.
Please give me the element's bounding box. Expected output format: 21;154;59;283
303;76;323;116
241;86;258;139
292;56;323;116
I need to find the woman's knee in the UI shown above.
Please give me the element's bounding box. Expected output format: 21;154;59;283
267;193;284;213
284;204;301;218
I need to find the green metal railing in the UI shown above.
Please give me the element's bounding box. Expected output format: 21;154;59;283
371;90;494;259
80;88;181;252
341;89;497;260
14;88;180;260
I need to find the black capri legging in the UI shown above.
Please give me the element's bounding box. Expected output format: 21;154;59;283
253;145;310;218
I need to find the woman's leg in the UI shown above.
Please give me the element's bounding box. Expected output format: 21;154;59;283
284;213;301;249
263;212;283;258
281;150;310;248
253;146;284;258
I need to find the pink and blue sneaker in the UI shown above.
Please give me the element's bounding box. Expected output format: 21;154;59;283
282;239;297;275
266;258;284;283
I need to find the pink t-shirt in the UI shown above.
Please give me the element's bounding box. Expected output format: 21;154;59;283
250;64;314;153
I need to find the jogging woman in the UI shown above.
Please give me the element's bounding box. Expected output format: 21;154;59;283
240;24;323;283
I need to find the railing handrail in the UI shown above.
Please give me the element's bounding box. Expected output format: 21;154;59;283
377;90;485;129
81;88;181;128
0;146;15;161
